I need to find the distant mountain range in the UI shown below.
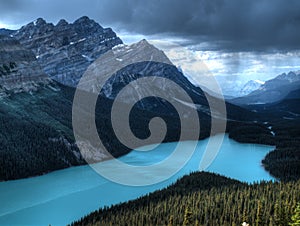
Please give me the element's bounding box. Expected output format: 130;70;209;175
247;87;300;120
230;71;300;105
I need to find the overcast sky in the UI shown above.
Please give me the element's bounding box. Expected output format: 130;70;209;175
1;0;300;95
1;0;300;51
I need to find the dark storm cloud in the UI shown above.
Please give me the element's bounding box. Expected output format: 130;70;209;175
1;0;300;51
96;0;300;51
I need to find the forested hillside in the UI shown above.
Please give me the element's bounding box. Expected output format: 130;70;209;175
72;172;300;226
0;81;212;181
0;83;83;180
262;119;300;181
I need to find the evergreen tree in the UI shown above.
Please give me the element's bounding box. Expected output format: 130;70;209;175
71;172;300;226
279;200;290;226
183;205;193;226
255;200;263;226
168;215;173;226
274;200;283;225
290;203;300;226
242;208;248;223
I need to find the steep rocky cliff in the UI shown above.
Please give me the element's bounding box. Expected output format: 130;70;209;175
0;35;48;94
13;16;122;87
81;39;207;107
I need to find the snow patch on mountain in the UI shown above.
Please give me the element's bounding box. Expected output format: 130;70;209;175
239;80;265;96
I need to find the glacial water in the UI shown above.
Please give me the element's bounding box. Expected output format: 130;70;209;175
0;134;275;225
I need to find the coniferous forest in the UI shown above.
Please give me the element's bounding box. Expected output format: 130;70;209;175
0;82;211;181
1;81;298;226
1;3;300;225
72;172;300;226
72;106;300;226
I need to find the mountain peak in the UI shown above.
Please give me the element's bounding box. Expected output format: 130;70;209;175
138;39;149;44
121;39;172;65
13;16;122;87
34;18;47;26
82;39;195;102
72;16;103;34
231;70;300;105
74;16;97;25
134;39;154;48
275;70;300;82
239;80;264;96
56;19;69;27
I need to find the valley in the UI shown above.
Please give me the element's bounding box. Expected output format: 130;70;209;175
0;11;299;226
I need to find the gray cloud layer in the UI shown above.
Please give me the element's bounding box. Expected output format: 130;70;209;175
1;0;300;51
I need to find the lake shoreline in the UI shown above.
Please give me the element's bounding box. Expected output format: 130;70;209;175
0;134;275;225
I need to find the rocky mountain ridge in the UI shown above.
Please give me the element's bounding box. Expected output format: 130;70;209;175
12;16;122;87
260;71;300;90
80;39;215;116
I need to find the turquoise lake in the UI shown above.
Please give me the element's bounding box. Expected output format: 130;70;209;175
0;134;275;225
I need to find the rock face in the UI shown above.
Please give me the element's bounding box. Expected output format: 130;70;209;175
80;39;209;111
231;71;300;105
0;35;48;94
13;16;122;87
81;39;202;99
79;39;253;121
